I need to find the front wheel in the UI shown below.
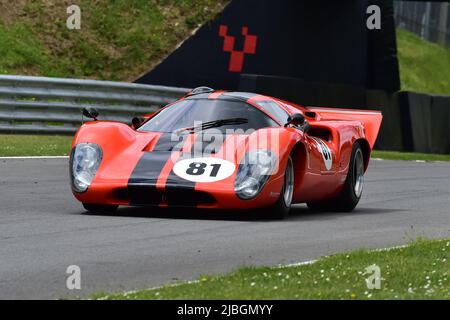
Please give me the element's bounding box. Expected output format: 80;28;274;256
266;156;294;220
82;203;118;214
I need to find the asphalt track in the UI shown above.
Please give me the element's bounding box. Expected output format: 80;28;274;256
0;157;449;299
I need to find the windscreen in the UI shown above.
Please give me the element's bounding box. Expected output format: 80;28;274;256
138;99;278;133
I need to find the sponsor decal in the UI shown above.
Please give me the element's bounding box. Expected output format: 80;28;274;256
173;157;235;183
312;137;333;171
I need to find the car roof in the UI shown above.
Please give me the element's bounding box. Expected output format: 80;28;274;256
182;91;296;125
185;91;271;102
184;89;307;117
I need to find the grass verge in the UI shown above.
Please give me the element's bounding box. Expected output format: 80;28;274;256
397;28;450;95
93;238;450;300
0;134;73;156
0;1;228;80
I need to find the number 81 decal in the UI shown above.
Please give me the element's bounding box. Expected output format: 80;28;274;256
173;157;236;183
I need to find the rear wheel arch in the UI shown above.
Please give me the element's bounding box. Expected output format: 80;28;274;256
354;138;371;171
307;141;364;212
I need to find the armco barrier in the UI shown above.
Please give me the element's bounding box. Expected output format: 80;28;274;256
0;75;189;134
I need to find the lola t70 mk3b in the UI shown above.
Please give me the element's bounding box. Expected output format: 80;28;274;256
70;87;382;219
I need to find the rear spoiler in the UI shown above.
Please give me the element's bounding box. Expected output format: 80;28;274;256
305;107;383;148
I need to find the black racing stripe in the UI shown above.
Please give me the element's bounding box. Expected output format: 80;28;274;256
152;132;186;152
165;133;226;207
191;132;226;156
127;133;179;205
128;151;172;185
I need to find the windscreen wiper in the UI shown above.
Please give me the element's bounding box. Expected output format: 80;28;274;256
175;118;248;134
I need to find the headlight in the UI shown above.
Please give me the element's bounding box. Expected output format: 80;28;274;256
70;143;102;193
234;150;277;200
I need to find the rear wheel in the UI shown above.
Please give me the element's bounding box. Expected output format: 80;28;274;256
82;203;118;214
266;156;294;220
307;142;364;212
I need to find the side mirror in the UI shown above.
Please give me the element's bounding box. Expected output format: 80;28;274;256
82;108;99;121
285;113;305;127
131;117;143;130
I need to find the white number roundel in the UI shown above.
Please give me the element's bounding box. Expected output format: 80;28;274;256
173;157;236;183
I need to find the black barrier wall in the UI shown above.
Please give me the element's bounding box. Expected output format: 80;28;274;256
365;90;405;151
239;74;367;109
367;0;400;92
136;0;399;92
398;92;450;154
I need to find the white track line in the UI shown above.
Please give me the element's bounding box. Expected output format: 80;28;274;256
277;244;409;269
96;279;202;300
277;259;317;268
0;156;69;159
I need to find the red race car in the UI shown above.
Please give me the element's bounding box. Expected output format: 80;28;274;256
70;87;382;219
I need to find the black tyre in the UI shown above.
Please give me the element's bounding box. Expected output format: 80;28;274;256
82;203;118;214
307;142;364;212
266;156;294;220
